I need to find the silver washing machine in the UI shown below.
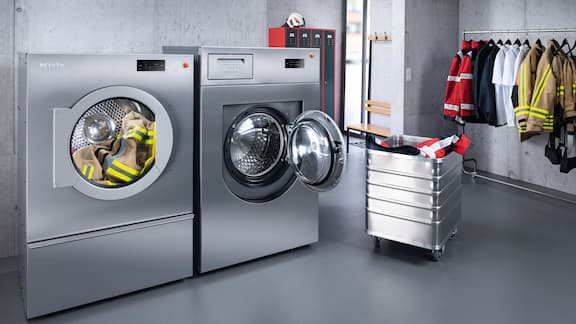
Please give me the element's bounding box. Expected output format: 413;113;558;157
17;54;194;318
164;46;345;273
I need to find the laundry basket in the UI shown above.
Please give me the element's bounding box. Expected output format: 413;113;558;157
366;135;462;260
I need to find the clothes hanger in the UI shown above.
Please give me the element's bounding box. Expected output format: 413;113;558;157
536;38;542;46
559;38;570;51
523;38;531;47
567;40;576;57
505;39;512;45
514;38;522;46
497;39;503;45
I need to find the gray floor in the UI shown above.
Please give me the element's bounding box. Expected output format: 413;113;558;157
2;145;576;324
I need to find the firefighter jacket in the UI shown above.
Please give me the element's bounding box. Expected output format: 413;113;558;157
444;41;484;123
443;52;462;121
73;111;156;186
514;42;544;138
458;50;475;121
561;57;576;120
526;40;564;134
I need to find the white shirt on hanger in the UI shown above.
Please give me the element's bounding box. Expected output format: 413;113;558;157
502;44;520;127
492;45;510;126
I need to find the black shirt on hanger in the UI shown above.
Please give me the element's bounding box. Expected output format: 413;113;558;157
471;42;494;123
477;45;500;125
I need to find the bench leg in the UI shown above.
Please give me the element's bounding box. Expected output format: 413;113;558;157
346;128;350;154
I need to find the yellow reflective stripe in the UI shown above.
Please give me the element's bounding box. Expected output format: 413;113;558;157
528;111;548;119
140;157;154;175
87;166;94;180
514;105;530;111
521;62;526;105
133;126;147;134
518;63;523;105
123;126;148;142
106;168;132;182
531;64;552;107
106;180;118;186
152;123;156;161
144;139;154;145
124;132;144;141
111;160;139;176
530;107;549;115
81;165;94;180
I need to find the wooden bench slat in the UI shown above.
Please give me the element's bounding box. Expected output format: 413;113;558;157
346;123;391;137
365;106;392;116
365;100;392;108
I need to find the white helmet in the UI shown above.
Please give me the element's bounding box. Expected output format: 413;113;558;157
284;12;305;28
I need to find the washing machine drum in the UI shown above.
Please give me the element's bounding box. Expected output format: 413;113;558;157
229;113;285;179
70;98;156;188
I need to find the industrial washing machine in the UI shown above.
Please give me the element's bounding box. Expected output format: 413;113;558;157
17;54;194;318
164;46;345;273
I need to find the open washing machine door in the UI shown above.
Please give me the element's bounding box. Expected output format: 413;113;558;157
52;86;173;200
287;110;346;191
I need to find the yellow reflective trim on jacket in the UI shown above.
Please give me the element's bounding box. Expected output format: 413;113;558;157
82;165;94;180
521;61;527;105
528;111;548;119
106;168;132;182
111;160;139;176
514;105;530;112
152;123;156;160
124;131;144;142
530;106;550;115
105;180;118;186
531;64;552;108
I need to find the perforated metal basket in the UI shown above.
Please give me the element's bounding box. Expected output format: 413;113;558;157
70;98;153;152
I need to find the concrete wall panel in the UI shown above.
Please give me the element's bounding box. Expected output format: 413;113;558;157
460;0;576;194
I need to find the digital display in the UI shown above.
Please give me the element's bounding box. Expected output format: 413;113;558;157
137;60;165;71
285;59;304;69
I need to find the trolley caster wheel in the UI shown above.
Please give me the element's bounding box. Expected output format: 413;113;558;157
431;247;444;261
373;237;381;248
449;227;458;239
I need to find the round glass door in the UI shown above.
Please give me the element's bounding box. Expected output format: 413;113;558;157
70;98;156;188
225;112;286;184
52;86;173;201
288;110;346;191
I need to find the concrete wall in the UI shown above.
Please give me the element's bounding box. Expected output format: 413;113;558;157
0;0;15;258
0;0;271;258
404;0;459;137
266;0;344;125
460;0;576;194
368;0;404;134
368;0;459;137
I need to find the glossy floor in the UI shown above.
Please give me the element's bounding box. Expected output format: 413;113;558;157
1;145;575;324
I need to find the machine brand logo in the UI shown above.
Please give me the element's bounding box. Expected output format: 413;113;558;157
39;62;65;70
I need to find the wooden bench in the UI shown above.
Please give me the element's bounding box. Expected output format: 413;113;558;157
345;100;392;152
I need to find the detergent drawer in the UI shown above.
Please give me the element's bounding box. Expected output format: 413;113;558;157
25;214;193;318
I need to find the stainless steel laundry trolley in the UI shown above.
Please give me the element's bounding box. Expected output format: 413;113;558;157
366;135;462;260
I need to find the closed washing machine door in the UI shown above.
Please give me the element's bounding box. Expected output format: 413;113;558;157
287;110;346;191
53;86;173;200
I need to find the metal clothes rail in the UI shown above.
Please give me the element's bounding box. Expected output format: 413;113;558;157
459;28;576;206
463;27;576;40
